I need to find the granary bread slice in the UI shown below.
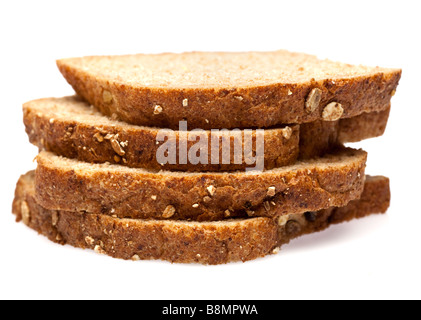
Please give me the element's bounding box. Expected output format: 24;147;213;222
299;107;390;159
57;50;401;130
13;172;390;265
35;148;367;221
24;96;389;171
24;96;299;171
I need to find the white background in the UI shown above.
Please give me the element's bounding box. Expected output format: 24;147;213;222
0;0;420;300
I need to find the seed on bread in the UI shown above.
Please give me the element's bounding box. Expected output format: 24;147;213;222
263;201;271;212
94;245;106;255
110;137;126;156
163;205;176;218
277;215;289;226
131;254;141;261
267;186;276;197
192;204;199;208
207;185;216;197
85;236;95;246
305;88;322;113
21;201;30;225
322;102;344;121
51;212;59;226
282;127;293;140
154;105;163;115
104;133;114;140
151;195;157;201
102;90;113;104
182;99;189;107
94;133;104;143
203;196;212;203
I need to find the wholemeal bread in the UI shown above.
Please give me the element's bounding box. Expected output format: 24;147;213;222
57;50;401;130
23;96;389;171
337;107;391;143
13;172;390;265
298;107;390;159
35;148;367;221
24;96;298;172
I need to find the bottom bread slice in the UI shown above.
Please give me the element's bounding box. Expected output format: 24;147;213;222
12;172;390;265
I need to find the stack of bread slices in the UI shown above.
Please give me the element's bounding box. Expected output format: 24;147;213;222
13;51;401;265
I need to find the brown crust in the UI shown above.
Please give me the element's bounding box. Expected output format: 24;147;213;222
12;172;390;265
34;148;367;221
23;96;389;172
57;53;401;130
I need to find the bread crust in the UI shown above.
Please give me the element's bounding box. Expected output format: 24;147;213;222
13;172;390;265
23;96;389;171
34;148;367;221
57;51;401;130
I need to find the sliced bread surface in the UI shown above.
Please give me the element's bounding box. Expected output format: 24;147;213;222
24;96;389;171
35;148;367;221
13;172;390;265
57;50;401;129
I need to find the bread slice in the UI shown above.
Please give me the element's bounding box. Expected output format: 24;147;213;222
35;148;367;221
23;96;389;172
57;50;401;130
298;107;390;159
13;172;390;265
24;96;299;172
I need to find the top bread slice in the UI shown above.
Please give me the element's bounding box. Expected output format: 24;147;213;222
35;148;367;221
57;50;401;130
23;96;389;172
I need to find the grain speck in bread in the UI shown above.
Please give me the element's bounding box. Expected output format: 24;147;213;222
34;148;367;221
57;50;401;129
12;172;390;265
